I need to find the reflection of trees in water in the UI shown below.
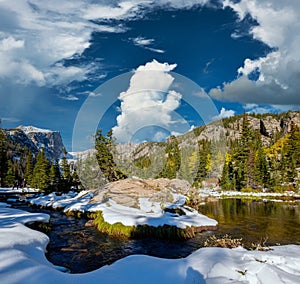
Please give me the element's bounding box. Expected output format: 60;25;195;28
199;199;300;246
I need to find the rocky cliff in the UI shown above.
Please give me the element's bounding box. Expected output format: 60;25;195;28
4;125;65;160
119;111;300;156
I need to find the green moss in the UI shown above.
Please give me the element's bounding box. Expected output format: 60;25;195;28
92;212;133;238
91;211;196;240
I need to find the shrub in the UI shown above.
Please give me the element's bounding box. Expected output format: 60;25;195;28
204;234;243;248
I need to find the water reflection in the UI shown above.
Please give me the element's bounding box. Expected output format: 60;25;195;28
7;198;300;273
199;199;300;247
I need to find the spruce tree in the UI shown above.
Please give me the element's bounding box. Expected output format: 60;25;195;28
61;156;71;181
24;150;34;186
194;140;210;184
49;159;61;191
255;145;269;188
159;135;181;179
0;129;8;186
281;123;300;185
4;160;16;186
31;149;50;191
95;129;126;182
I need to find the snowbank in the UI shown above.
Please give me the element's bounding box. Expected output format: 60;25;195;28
0;187;40;193
199;188;300;200
0;204;299;284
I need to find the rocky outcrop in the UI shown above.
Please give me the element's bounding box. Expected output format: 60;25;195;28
90;178;191;208
4;126;65;160
260;119;270;137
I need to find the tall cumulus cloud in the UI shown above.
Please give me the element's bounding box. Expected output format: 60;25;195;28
112;60;183;143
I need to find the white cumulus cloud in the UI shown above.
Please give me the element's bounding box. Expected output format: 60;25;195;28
211;0;300;107
213;107;235;120
112;59;183;142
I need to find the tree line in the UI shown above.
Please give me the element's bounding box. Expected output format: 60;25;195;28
94;113;300;192
0;129;80;192
220;113;300;191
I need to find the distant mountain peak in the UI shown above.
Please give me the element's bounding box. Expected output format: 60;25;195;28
17;125;53;134
4;125;65;160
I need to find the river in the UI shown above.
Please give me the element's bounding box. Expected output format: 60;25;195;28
6;197;300;274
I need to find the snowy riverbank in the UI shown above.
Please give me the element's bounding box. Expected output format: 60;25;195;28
0;203;299;284
28;190;217;229
198;188;300;201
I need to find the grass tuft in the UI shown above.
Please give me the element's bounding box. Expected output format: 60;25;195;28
91;211;196;240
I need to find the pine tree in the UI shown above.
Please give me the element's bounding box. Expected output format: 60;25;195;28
24;150;34;186
194;140;211;184
4;160;16;186
0;129;8;187
49;159;61;191
61;156;71;181
31;149;50;191
95;129;126;182
281;122;300;185
255;145;269;188
231;113;257;190
159;135;181;179
220;155;234;190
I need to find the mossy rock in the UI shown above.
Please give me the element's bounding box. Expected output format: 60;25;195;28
91;211;196;240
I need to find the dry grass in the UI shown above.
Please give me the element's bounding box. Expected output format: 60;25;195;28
204;234;243;248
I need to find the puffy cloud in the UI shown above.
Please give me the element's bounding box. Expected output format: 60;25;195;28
112;60;183;142
213;107;235;120
0;0;133;89
213;0;300;106
82;1;138;20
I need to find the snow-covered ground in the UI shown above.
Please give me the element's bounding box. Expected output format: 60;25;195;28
0;187;40;193
0;202;299;284
29;190;217;229
199;188;300;200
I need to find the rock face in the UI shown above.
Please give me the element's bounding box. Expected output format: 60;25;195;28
116;112;300;159
4;126;65;160
91;178;191;208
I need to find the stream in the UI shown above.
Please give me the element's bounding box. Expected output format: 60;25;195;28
4;196;300;274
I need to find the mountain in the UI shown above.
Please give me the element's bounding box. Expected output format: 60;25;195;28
4;125;65;160
106;111;300;189
66;111;300;191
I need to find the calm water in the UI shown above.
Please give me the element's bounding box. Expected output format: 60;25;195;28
198;198;300;247
6;197;300;273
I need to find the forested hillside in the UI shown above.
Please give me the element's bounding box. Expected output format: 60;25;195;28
2;111;299;193
95;111;300;192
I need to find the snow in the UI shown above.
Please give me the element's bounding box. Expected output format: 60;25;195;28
199;188;300;200
17;125;53;134
0;203;299;283
0;187;40;193
30;191;217;229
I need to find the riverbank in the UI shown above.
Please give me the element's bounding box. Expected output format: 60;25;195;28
198;188;300;202
27;187;217;239
0;202;299;283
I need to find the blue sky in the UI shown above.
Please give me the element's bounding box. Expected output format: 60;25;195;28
0;0;300;150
